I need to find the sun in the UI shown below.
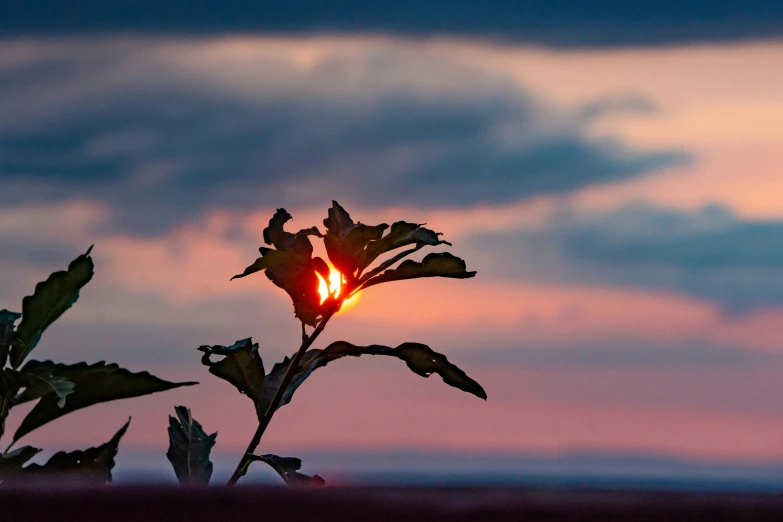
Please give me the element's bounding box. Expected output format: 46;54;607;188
316;265;361;313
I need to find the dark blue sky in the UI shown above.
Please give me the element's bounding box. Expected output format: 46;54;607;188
2;0;782;46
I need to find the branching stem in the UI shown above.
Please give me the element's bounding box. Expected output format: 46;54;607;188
226;313;333;486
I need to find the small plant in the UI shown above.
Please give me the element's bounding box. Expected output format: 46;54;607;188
0;247;196;484
168;202;486;486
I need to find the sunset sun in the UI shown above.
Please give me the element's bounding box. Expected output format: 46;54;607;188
316;265;361;312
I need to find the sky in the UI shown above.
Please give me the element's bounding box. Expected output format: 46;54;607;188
2;2;783;483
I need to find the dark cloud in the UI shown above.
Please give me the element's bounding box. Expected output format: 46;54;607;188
472;204;783;313
1;0;782;47
0;41;688;235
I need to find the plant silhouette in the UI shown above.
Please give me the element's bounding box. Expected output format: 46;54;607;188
0;247;196;484
168;201;486;486
0;203;484;486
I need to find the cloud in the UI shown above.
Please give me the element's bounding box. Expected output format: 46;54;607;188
472;203;783;313
1;1;782;47
465;338;774;369
0;37;688;235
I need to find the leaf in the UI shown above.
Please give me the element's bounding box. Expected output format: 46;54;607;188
0;310;21;368
0;372;19;441
10;247;94;368
5;368;74;408
232;210;329;326
358;220;451;273
263;208;323;249
0;446;41;477
18;419;130;484
323;201;388;278
322;202;451;284
12;361;197;443
241;454;324;487
229;248;289;280
1;368;74;441
255;356;293;417
260;341;486;415
357;244;424;284
198;339;265;408
166;406;217;485
360;252;476;291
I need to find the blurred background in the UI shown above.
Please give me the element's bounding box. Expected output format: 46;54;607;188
2;1;783;488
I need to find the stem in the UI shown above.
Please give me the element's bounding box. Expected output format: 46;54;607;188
226;313;333;486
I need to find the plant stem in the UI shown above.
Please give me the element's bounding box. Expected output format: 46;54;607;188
226;314;333;486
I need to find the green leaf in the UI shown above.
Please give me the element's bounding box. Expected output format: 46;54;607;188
0;446;41;476
12;361;197;443
241;454;324;487
232;210;329;326
360;252;476;291
10;247;94;368
260;341;486;415
198;338;266;411
0;310;21;368
18;419;129;484
166;406;216;486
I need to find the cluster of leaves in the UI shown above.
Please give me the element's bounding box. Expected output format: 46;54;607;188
231;202;475;326
168;202;485;486
0;248;196;485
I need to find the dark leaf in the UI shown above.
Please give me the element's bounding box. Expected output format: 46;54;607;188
255;355;293;417
232;210;328;326
357;244;423;284
198;339;265;406
5;368;74;408
19;419;129;484
264;208;322;250
242;454;325;487
358;220;451;273
166;406;216;486
360;252;476;291
0;310;21;368
323;202;452;286
229;248;289;280
262;341;486;415
11;247;94;368
323;201;388;278
13;361;197;443
0;446;41;477
1;368;74;441
0;372;18;441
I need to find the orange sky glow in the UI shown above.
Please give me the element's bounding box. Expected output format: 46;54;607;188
2;36;783;471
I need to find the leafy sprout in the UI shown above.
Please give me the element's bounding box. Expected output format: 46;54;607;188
172;202;484;487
